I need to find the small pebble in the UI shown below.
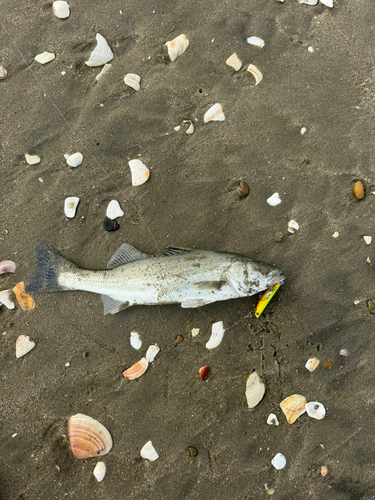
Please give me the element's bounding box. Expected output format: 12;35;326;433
332;231;339;238
188;446;198;457
237;181;249;197
177;335;183;342
267;489;275;496
321;466;328;477
102;217;119;232
273;232;283;242
191;328;200;337
353;181;364;200
0;66;8;79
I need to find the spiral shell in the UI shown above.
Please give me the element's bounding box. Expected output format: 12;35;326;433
68;414;113;459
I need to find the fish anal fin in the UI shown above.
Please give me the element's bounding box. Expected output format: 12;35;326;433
164;247;191;256
194;280;226;291
107;243;153;269
181;298;216;308
101;295;131;315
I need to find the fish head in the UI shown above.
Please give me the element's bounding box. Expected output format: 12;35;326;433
227;259;284;296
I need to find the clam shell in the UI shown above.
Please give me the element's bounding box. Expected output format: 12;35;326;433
16;335;35;358
305;357;320;372
124;73;141;91
25;154;41;165
247;36;265;48
225;52;242;71
13;282;35;311
305;401;326;420
52;1;70;18
130;331;142;350
0;260;16;274
166;34;189;62
106;200;124;220
123;357;148;380
320;0;333;6
267;413;279;426
35;52;56;64
271;453;286;470
280;394;307;424
204;103;225;123
247;64;263;85
205;321;225;349
140;441;159;461
129;159;150;186
93;461;106;482
68;414;113;459
267;193;281;206
0;290;15;309
64;197;80;218
85;34;113;67
246;371;265;408
0;66;7;79
65;152;83;167
95;64;112;82
288;220;299;233
145;344;160;363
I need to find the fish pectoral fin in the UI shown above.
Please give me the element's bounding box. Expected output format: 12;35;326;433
164;247;191;256
101;295;131;315
181;298;216;308
193;280;226;291
107;243;154;269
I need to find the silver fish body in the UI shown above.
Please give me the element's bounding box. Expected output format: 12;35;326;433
25;242;284;315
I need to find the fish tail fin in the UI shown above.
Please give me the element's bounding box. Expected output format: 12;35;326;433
25;242;78;293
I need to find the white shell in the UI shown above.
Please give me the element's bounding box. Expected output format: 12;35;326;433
305;401;326;420
85;34;113;67
308;46;314;53
320;0;333;6
174;126;181;131
0;66;7;79
364;236;372;245
288;220;299;233
129;159;150;186
95;64;112;82
25;154;41;165
0;290;15;309
205;321;225;349
16;335;35;358
183;120;194;135
191;328;200;337
146;345;160;363
93;462;106;482
64;197;80;218
332;231;339;238
65;152;83;167
298;0;318;4
305;357;320;372
204;103;225;123
106;200;124;220
300;127;307;135
271;453;286;470
141;441;159;461
247;36;265;48
245;371;265;408
225;53;242;71
166;34;189;62
130;331;142;350
267;413;279;426
52;1;70;18
247;64;263;85
267;193;281;206
124;73;141;91
35;52;56;64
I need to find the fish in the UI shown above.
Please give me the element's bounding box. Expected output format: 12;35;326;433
25;242;284;315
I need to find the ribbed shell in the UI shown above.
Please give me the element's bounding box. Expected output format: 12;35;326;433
68;414;113;459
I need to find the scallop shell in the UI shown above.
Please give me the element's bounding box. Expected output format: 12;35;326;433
280;394;307;424
225;53;242;71
205;321;225;349
245;371;265;408
85;34;113;67
64;197;80;218
247;36;265;48
298;0;318;4
145;345;160;363
129;159;150;186
52;1;70;18
140;441;159;461
166;34;189;62
0;260;16;274
35;52;56;64
65;152;83;167
320;0;333;6
0;290;15;309
25;154;41;165
267;193;281;206
13;282;35;311
267;413;279;426
124;73;141;91
123;357;148;380
288;220;299;233
93;461;106;482
106;200;124;220
130;331;142;350
271;453;286;470
305;401;326;420
95;64;112;82
247;64;263;85
16;335;35;358
0;66;7;79
305;357;320;372
204;103;225;123
68;414;113;459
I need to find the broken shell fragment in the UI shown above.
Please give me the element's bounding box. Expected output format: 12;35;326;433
13;282;35;311
124;73;141;91
166;34;189;62
25;154;41;165
205;320;225;349
353;181;364;200
320;0;333;6
183;120;194;135
247;64;263;85
85;34;113;67
305;401;326;420
298;0;318;4
246;371;265;408
102;217;119;232
271;453;286;470
0;260;16;274
288;220;299;233
130;331;142;350
35;52;56;64
199;366;210;381
106;200;124;220
123;357;148;380
141;440;159;461
267;413;279;426
225;52;242;71
95;63;112;82
280;394;307;424
305;357;320;372
68;413;113;459
16;335;35;358
247;36;265;48
145;345;160;363
52;1;70;18
93;461;106;482
340;348;348;356
129;159;150;186
204;103;225;123
364;236;372;245
267;193;281;206
191;328;199;337
321;466;328;476
0;290;15;309
0;66;7;79
64;197;79;218
65;152;83;167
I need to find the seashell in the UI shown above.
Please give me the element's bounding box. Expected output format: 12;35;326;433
35;52;56;64
106;200;124;220
0;260;16;274
191;328;199;337
188;446;198;457
25;154;41;165
204;103;225;123
124;73;141;91
340;348;348;356
64;197;79;218
183;120;194;135
205;320;225;349
298;0;318;4
102;217;119;232
68;413;113;459
128;159;150;186
16;335;35;358
332;231;339;238
174;125;181;131
308;46;314;53
0;290;15;309
0;66;7;79
320;0;333;6
247;64;263;85
280;394;307;424
288;220;299;233
93;461;106;482
305;357;320;372
246;371;265;408
145;345;160;363
267;413;279;426
52;1;70;18
305;401;326;420
123;357;148;380
85;34;113;67
65;152;83;167
364;236;372;245
300;126;307;135
267;193;281;206
13;282;35;311
271;453;286;470
225;53;242;71
199;366;210;381
321;466;328;476
247;36;265;48
237;181;249;197
353;181;364;200
140;440;159;461
323;358;333;367
166;34;189;62
95;63;112;82
130;331;142;350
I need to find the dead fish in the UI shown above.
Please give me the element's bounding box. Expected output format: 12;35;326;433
25;242;284;315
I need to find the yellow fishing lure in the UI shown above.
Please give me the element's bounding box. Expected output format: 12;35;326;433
255;284;280;318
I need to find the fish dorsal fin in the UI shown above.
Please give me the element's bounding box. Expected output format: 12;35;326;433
107;243;153;269
164;247;190;256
